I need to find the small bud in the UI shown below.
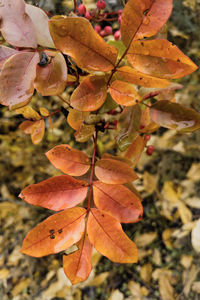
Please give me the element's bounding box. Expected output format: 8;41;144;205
94;24;101;33
78;4;86;15
104;26;113;35
85;11;92;20
145;134;151;141
100;30;106;37
96;0;106;10
146;145;155;156
114;30;121;40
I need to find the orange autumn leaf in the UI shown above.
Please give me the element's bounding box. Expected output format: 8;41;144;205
95;158;138;184
46;144;91;176
93;181;143;223
127;39;198;79
21;207;86;257
19;120;35;134
70;76;107;112
30;119;45;145
109;80;141;106
34;51;67;96
67;109;89;130
121;0;173;46
75;124;95;143
115;66;170;88
124;135;147;167
87;209;138;263
63;235;93;284
19;175;88;211
49;16;118;71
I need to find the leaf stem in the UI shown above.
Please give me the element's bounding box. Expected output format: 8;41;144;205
87;130;98;212
73;0;77;13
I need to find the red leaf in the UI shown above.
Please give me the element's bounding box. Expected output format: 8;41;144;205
0;52;39;109
63;235;93;284
121;0;173;46
95;158;138;184
0;0;37;48
70;76;107;112
49;16;118;71
19;175;88;211
21;207;86;257
87;209;138;263
46;144;91;176
34;51;67;96
93;181;143;223
127;39;198;79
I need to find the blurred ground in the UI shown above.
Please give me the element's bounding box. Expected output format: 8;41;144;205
0;0;200;299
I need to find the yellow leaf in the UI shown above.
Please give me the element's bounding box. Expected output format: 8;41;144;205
140;263;152;283
180;254;193;269
143;172;158;195
192;219;200;252
159;274;175;300
108;290;124;300
183;265;198;296
87;272;109;287
11;278;30;297
134;232;157;248
39;107;49;117
162;229;174;249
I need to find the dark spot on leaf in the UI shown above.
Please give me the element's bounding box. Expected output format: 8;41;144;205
141;42;144;46
50;235;55;239
49;229;55;234
58;229;63;234
143;9;149;15
139;77;142;80
102;214;104;217
177;59;180;62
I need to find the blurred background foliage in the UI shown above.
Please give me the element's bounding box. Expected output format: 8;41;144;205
0;0;200;299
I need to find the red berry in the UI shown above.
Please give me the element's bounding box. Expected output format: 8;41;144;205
118;15;121;24
78;4;86;15
94;24;101;33
104;26;113;35
100;30;106;37
85;11;92;20
113;120;118;126
114;30;121;40
140;124;145;130
145;134;151;141
96;0;106;10
146;145;155;156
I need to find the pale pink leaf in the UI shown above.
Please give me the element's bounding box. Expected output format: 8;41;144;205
0;52;39;109
0;0;37;48
25;4;55;48
0;46;18;71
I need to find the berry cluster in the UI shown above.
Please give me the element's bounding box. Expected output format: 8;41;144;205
78;1;121;40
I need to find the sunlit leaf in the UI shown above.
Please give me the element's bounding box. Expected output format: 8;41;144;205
25;4;55;48
127;39;198;79
16;106;41;120
30;119;45;145
0;46;18;70
124;135;146;166
49;16;118;71
115;66;170;88
67;109;89;131
75;124;95;143
117;104;142;151
21;207;86;257
109;80;141;106
19;175;88;211
121;0;173;46
101;153;132;166
0;0;37;48
70;76;107;112
150;100;200;132
87;209;138;263
46;144;91;176
95;158;138;184
0;52;39;109
63;235;93;284
34;51;67;96
93;181;143;223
